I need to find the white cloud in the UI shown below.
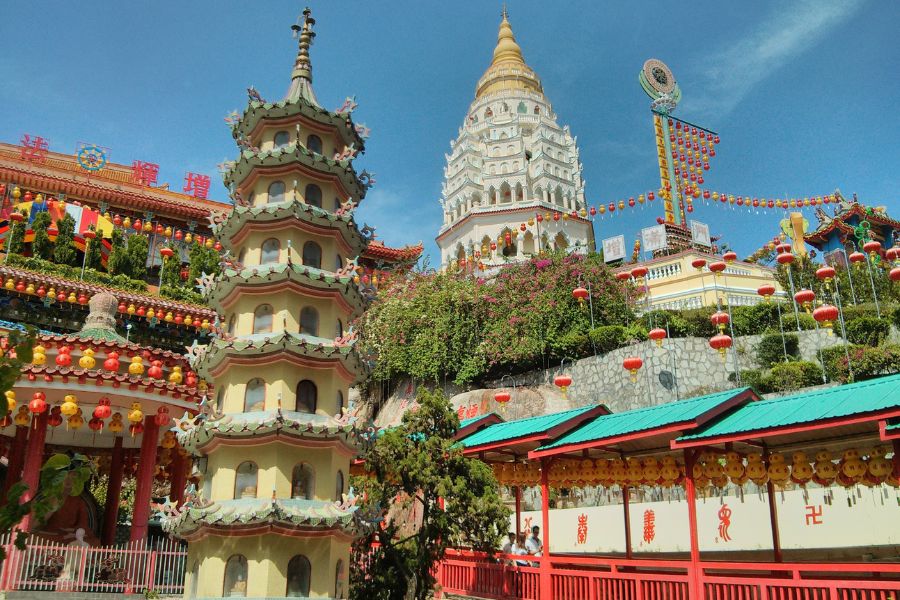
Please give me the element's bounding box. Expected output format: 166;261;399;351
690;0;865;118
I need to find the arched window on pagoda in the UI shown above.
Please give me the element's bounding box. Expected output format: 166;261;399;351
237;247;247;266
244;378;265;411
274;131;290;149
268;181;285;204
302;242;322;269
252;304;274;334
335;319;344;339
299;306;319;337
286;555;312;598
261;238;280;264
517;101;527;114
484;107;493;118
306;134;323;154
336;390;344;415
296;380;317;414
304;184;322;208
233;462;258;499
216;388;225;413
534;105;541;115
335;560;346;599
223;554;248;597
291;463;315;500
335;469;345;501
335;253;343;271
227;314;236;335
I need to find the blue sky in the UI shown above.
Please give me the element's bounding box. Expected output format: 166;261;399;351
1;1;897;264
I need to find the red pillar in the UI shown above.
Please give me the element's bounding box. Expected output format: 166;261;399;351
538;459;552;600
169;450;186;507
764;451;783;562
514;486;522;535
101;436;125;545
18;412;49;533
130;416;159;541
683;449;702;598
2;425;29;498
622;484;633;559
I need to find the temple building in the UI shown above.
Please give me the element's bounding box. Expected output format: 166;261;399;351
436;10;594;269
167;10;365;598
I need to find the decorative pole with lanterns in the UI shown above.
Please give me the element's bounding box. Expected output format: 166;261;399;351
776;243;802;331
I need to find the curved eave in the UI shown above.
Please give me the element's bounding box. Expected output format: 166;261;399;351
182;414;360;454
233;98;365;151
198;334;366;384
215;201;367;256
208;265;366;317
35;333;189;364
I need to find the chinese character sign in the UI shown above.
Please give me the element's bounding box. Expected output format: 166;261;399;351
690;220;711;247
602;235;626;263
132;161;160;186
20;134;49;163
717;504;732;542
183;172;211;199
641;225;667;253
576;514;588;545
642;509;656;544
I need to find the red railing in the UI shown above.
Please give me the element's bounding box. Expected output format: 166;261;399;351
437;552;900;600
0;534;186;594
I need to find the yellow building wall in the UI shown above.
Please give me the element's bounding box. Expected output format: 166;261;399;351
216;362;348;417
253;122;342;160
186;533;350;598
243;171;346;211
225;287;349;341
235;225;346;272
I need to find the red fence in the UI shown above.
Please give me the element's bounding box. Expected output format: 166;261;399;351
437;552;900;600
0;534;186;594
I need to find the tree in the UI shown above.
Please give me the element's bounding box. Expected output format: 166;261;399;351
187;242;221;286
124;233;149;281
107;229;127;276
30;212;52;260
52;214;77;266
160;254;184;291
350;389;509;600
5;211;26;256
83;227;104;271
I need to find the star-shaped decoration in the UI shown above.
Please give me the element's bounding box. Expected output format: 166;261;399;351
195;271;216;297
184;340;207;368
172;410;197;434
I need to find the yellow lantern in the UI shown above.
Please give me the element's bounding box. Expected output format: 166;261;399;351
4;279;14;290
60;394;79;417
168;365;183;384
184;232;193;243
68;409;84;431
201;319;210;330
143;220;153;233
164;311;174;322
109;412;124;433
127;402;143;424
78;348;96;369
32;345;46;365
67;292;77;303
122;217;132;229
13;406;30;426
25;283;34;294
164;226;173;237
146;308;156;319
183;315;193;326
5;390;15;412
11;187;21;200
161;431;177;449
128;356;145;376
205;238;214;249
127;303;136;315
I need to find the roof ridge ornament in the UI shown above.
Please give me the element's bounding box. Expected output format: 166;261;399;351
286;7;320;106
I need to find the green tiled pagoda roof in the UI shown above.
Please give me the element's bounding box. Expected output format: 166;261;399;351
162;497;357;536
537;388;753;452
208;262;367;316
678;375;900;443
233;97;364;152
223;142;365;200
459;405;598;449
214;199;367;256
76;326;127;343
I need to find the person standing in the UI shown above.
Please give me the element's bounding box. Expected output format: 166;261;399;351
525;525;542;557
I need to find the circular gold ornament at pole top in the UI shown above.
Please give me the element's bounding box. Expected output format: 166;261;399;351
642;59;676;95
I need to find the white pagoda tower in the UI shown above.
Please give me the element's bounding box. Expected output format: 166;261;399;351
436;9;595;269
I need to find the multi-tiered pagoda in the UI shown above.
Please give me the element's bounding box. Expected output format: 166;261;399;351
167;10;367;598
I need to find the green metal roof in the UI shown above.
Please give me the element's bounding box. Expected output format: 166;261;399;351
538;388;752;451
678;375;900;442
886;419;900;432
458;405;598;448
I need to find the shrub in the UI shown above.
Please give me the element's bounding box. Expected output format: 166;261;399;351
640;310;692;338
548;330;589;360
893;305;900;330
732;302;783;335
740;368;767;393
767;361;823;392
822;344;900;383
589;325;626;353
756;332;799;367
845;316;891;347
5;255;148;292
680;306;718;338
781;311;815;331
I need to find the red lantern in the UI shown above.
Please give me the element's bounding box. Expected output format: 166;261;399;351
709;333;733;359
710;311;730;332
93;397;112;420
885;247;900;262
519;223;526;232
723;251;737;264
56;352;72;367
156;224;164;235
536;214;543;223
757;284;776;300
129;422;144;437
154;406;171;426
9;212;23;223
589;206;597;216
622;357;643;382
631;266;648;279
553;374;572;393
490;242;497;251
113;214;123;226
813;304;839;332
148;360;164;379
648;191;655;200
88;417;104;432
14;281;25;292
78;294;88;305
36;286;46;298
691;258;707;271
615;272;631;282
56;291;67;302
862;240;881;255
848;251;865;265
175;229;183;241
136;306;146;317
214;241;223;252
815;266;836;284
118;302;127;313
29;392;47;414
776;252;794;265
553;212;560;221
159;247;174;259
708;261;726;274
48;409;63;427
103;351;120;371
649;329;667;348
628;198;635;207
493;391;511;404
794;289;816;311
572;287;589;303
133;219;142;231
891;267;900;282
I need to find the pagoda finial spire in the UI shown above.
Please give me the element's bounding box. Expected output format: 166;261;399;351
287;7;320;106
491;6;525;67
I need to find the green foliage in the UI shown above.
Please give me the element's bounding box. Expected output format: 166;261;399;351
678;306;718;338
124;234;149;281
160;255;183;290
159;285;205;306
30;212;52;260
821;344;900;383
756;332;799;367
782;310;815;331
107;229;127;276
589;325;627;353
52;214;77;266
6;254;147;293
740;361;823;393
350;389;509;600
0;329;35;419
893;305;900;330
89;475;136;525
187;242;221;285
845;316;891;346
83;227;104;271
731;302;783;335
5;211;26;255
640;310;692;337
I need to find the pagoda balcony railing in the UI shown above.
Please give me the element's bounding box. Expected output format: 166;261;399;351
0;534;186;595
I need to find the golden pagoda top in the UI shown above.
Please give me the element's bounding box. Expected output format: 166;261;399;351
474;8;543;100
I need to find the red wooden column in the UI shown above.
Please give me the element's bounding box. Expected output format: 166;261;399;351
101;436;125;545
683;449;702;598
763;450;783;562
2;425;29;498
538;459;552;600
18;412;49;533
130;416;159;541
169;449;186;507
514;486;522;535
622;484;633;559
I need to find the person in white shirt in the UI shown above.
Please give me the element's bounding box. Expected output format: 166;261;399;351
512;533;530;566
500;532;515;555
525;525;542;556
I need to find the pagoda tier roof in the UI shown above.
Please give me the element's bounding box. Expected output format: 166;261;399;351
209;262;366;316
197;331;366;383
34;331;188;363
363;240;424;264
0;264;218;326
232;97;365;153
804;202;900;247
214;200;367;256
177;409;360;453
0;151;229;223
162;496;358;541
223;142;366;201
